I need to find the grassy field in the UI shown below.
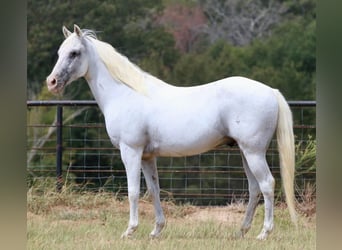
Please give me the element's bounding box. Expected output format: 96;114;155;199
27;184;316;250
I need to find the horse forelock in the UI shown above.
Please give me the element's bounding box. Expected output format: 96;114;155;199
82;29;98;40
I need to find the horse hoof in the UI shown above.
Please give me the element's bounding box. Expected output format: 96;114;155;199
256;230;270;240
149;229;162;239
149;233;160;239
120;232;132;239
235;227;249;239
234;231;244;239
149;222;165;239
121;226;138;239
256;234;267;240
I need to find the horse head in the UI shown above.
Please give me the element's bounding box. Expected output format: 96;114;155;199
46;24;89;94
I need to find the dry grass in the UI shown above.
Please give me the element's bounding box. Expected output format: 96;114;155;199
27;181;316;250
296;182;316;218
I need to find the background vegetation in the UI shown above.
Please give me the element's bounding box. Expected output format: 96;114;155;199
28;0;316;100
27;0;316;203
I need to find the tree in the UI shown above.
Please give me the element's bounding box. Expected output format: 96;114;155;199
245;18;316;99
199;0;288;46
155;3;207;53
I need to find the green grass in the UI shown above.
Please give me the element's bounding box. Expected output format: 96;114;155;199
27;182;316;250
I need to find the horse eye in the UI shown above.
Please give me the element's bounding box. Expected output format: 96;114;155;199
69;51;80;59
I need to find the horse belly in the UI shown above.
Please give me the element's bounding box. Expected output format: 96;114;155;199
149;126;227;157
157;140;221;157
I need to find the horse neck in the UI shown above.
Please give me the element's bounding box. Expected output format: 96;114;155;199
84;50;132;113
84;42;174;112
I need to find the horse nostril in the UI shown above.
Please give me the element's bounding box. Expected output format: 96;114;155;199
51;78;57;85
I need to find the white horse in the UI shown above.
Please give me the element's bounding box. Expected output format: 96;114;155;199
47;25;297;240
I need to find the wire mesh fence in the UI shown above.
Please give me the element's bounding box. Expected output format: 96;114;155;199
27;100;316;205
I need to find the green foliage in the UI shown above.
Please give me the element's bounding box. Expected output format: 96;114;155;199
28;0;315;100
296;136;316;175
171;41;247;85
248;19;316;99
169;18;315;99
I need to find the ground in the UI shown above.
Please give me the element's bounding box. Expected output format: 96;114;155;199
27;189;316;250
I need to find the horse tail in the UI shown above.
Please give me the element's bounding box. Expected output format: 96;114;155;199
273;89;297;225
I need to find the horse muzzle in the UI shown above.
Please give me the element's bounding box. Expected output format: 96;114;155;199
46;75;66;94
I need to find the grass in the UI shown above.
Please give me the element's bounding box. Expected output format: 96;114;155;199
27;181;316;250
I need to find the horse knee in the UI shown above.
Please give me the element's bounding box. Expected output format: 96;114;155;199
259;177;275;197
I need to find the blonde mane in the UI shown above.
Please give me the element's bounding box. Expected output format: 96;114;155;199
83;32;149;94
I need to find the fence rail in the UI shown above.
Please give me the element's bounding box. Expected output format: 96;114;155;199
27;100;316;205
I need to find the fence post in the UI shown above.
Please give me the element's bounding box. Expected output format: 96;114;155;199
56;105;63;192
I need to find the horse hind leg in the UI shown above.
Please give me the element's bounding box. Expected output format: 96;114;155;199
141;157;165;238
237;151;261;238
240;149;275;240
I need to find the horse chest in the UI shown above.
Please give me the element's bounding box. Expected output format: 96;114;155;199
103;110;148;150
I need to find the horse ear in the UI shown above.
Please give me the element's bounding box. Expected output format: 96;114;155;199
62;26;72;38
74;24;83;37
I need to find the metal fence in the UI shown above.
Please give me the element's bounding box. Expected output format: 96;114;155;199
27;100;316;205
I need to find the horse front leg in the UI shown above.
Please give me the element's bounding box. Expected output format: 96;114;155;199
119;144;143;238
142;157;165;238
